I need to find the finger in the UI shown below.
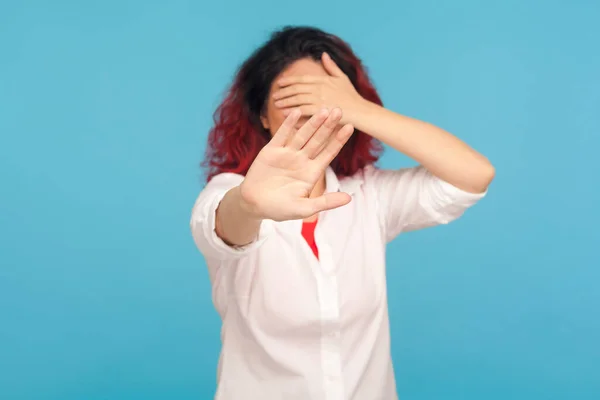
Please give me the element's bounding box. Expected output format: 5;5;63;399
282;105;319;117
301;107;343;159
274;94;317;109
322;52;345;78
278;75;324;87
287;108;329;150
268;109;302;147
314;123;354;167
298;192;352;216
272;84;314;100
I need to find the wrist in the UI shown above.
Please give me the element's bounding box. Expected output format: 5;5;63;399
348;97;377;132
234;183;264;221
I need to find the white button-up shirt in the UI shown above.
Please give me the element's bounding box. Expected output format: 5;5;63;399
190;165;485;400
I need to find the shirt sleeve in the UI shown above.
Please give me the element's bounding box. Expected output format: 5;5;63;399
190;173;275;261
364;165;487;242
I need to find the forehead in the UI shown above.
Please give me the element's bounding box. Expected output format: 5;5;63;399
279;58;328;78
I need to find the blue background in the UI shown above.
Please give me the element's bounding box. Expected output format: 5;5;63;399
1;0;599;399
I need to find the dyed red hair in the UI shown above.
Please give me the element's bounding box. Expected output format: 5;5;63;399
202;27;383;182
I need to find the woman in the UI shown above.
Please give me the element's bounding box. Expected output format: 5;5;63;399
191;26;494;400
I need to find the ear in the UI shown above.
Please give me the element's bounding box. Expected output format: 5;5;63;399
321;52;345;78
260;114;270;131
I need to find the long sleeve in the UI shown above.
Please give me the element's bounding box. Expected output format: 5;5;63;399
190;173;276;317
190;173;275;262
364;165;486;243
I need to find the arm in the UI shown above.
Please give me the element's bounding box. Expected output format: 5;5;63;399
351;100;495;194
191;108;354;258
214;186;262;247
274;52;495;193
363;165;486;242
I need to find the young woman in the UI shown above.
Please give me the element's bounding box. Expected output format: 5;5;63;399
191;26;494;400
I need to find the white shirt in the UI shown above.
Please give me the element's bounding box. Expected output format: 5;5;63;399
190;165;485;400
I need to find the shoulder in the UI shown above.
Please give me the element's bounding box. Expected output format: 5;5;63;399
337;164;379;185
193;172;245;209
201;172;245;194
339;164;426;193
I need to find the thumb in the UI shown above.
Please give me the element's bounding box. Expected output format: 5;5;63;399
322;52;345;78
299;192;352;216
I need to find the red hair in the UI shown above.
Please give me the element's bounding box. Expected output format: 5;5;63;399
202;27;383;182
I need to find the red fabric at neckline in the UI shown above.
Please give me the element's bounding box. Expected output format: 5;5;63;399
301;220;319;259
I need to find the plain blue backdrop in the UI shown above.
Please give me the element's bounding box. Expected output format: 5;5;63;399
1;1;599;399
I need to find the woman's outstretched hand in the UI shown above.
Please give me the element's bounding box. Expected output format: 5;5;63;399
240;108;354;221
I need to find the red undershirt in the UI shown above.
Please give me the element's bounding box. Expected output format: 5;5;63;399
301;219;319;259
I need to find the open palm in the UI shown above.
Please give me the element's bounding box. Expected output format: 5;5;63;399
240;108;354;221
